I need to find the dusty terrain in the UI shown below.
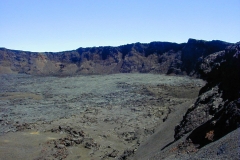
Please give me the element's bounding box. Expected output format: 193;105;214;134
0;73;204;159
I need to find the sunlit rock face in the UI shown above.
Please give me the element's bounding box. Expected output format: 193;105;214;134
0;39;231;76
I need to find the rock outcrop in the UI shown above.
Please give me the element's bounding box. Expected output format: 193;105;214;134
174;43;240;147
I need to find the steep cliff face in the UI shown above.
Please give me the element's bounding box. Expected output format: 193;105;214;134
0;39;231;76
174;43;240;145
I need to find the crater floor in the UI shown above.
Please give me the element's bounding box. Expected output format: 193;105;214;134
0;73;205;159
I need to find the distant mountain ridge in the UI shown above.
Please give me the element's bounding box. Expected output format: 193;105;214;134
0;39;232;76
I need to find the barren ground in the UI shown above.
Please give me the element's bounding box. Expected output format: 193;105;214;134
0;73;205;159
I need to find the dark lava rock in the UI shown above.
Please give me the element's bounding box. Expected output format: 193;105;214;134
119;149;135;160
180;39;230;76
108;149;119;158
174;43;240;148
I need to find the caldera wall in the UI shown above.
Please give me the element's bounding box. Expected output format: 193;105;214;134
0;39;231;76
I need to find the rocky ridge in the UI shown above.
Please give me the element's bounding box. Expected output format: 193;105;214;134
0;39;230;76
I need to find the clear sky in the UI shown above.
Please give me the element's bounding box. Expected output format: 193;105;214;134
0;0;240;52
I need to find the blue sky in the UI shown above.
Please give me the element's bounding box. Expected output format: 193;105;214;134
0;0;239;52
